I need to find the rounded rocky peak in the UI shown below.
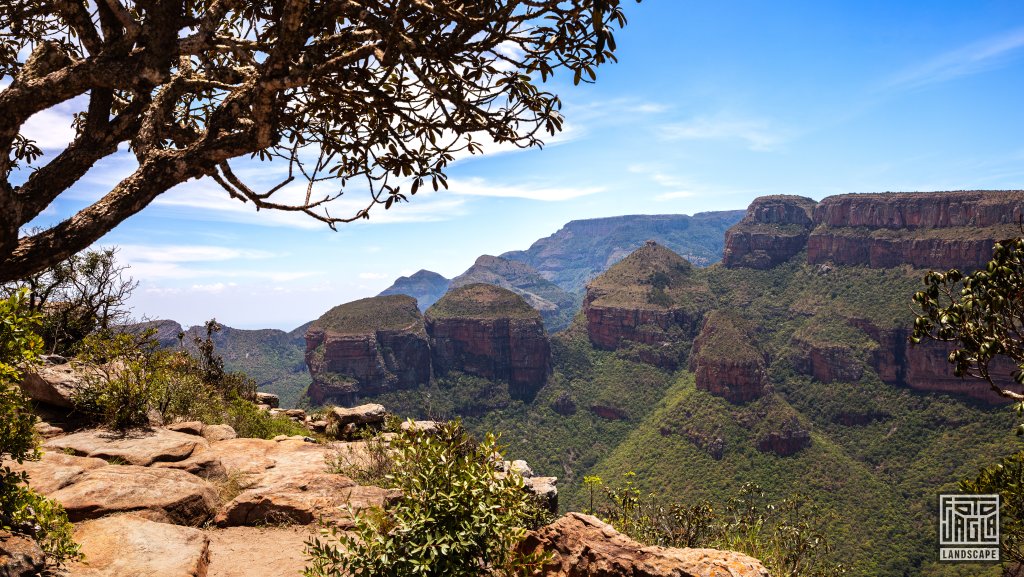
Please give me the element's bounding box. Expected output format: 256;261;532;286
313;294;424;335
742;195;816;226
586;242;709;310
426;283;540;320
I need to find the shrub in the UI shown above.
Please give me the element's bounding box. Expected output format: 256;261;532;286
960;450;1024;567
73;329;171;429
305;420;548;577
0;290;79;564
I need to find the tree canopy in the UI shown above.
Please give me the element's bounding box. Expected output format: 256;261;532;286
0;0;636;282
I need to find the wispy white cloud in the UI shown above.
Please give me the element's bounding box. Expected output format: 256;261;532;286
448;177;604;201
659;113;787;151
358;272;390;280
118;244;277;263
627;165;764;201
885;27;1024;91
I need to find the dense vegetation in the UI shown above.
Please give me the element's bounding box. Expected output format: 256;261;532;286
362;249;1021;577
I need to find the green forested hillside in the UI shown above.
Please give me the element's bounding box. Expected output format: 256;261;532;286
368;250;1020;577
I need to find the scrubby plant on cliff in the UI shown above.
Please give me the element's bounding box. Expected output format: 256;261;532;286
305;420;548;577
912;238;1024;403
0;290;79;563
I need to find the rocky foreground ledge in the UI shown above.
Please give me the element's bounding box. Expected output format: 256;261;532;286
1;423;768;577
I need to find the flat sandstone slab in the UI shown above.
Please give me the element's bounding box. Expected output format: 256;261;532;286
67;515;210;577
44;428;209;466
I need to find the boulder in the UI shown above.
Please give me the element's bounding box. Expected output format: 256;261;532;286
201;425;237;443
327;404;386;429
3;452;107;495
0;531;45;577
215;476;398;527
49;466;218;525
255;392;279;409
67;515;209;577
43;429;209;467
518;512;769;577
524;476;558;514
166;421;206;436
399;420;439;433
18;363;85;408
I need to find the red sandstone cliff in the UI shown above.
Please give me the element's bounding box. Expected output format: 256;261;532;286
425;284;550;400
304;295;431;405
723;195;817;269
584;242;712;369
689;312;767;403
725;191;1024;272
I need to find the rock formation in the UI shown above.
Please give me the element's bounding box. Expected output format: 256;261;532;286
426;284;550;400
689;311;767;402
451;255;579;333
584;241;712;369
501;211;744;294
725;190;1024;272
517;512;769;577
305;294;432;405
723;195;816;269
378;269;451;312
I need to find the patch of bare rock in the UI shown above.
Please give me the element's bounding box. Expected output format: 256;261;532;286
520;512;769;577
67;515;209;577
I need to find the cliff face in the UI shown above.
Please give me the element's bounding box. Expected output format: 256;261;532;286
847;317;1023;403
426;284;551;400
305;295;431;405
689;312;766;403
583;242;712;370
725;191;1024;272
723;195;817;269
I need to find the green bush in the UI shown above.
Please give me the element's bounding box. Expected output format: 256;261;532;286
0;290;79;564
960;450;1024;567
73;329;171;429
305;421;548;577
223;397;310;439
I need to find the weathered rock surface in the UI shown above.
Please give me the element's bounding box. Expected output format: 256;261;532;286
789;337;863;383
723;195;816;269
67;515;210;577
18;362;85;408
4;452;107;495
44;429;209;467
51;465;218;524
724;191;1024;272
0;531;45;577
518;512;769;577
305;295;432;405
426;284;551;400
584;242;711;370
806;189;1024;270
205;437;397;527
254;392;279;409
690;312;766;402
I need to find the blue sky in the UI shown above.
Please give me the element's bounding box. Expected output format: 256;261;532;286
21;1;1024;329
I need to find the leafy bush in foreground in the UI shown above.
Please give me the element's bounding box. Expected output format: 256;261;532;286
305;421;548;577
0;290;79;563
